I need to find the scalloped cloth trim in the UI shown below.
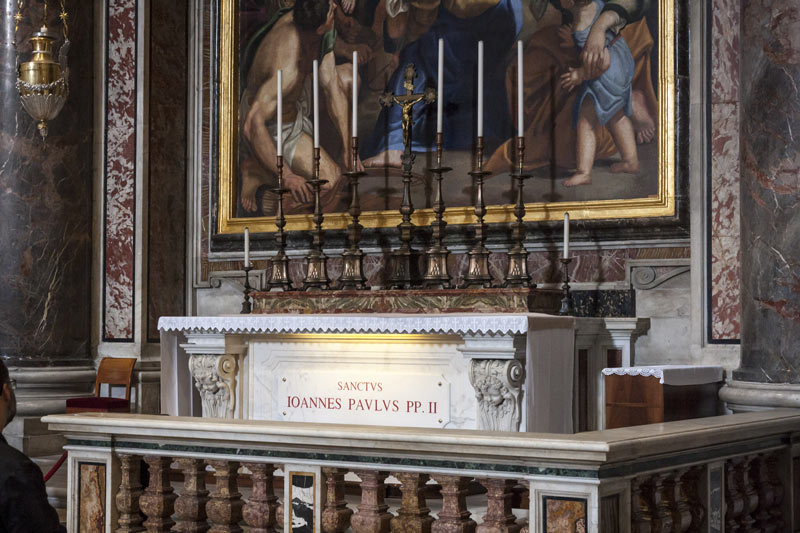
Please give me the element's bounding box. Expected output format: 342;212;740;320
602;365;724;386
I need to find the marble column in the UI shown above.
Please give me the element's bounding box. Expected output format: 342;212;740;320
721;1;800;410
0;0;95;452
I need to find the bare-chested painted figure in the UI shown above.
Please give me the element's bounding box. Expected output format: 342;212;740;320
240;0;361;214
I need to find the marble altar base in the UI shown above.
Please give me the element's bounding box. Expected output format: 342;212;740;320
159;314;576;433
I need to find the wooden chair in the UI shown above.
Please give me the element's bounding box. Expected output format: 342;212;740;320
65;357;137;413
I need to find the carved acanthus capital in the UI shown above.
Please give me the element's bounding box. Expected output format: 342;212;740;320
188;354;238;419
468;359;524;432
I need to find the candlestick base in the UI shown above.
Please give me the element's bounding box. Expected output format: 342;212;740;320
462;250;493;289
504;246;533;288
340;249;366;290
302;251;330;292
422;247;450;289
559;257;575;316
267;251;292;292
389;248;417;290
240;265;254;314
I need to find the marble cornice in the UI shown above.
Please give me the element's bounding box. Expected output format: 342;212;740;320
44;410;800;478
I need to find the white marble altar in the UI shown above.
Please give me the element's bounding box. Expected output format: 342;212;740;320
159;313;576;433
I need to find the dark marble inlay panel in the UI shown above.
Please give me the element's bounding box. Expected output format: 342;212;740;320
736;0;800;383
290;472;316;533
147;0;187;341
0;0;93;363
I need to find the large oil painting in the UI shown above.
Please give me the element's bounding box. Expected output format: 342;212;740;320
218;0;675;235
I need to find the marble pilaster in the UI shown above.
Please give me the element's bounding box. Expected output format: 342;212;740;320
722;0;800;407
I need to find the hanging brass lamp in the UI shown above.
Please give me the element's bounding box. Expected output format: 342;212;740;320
14;0;70;140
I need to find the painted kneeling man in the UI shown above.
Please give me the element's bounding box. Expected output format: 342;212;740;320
241;0;361;214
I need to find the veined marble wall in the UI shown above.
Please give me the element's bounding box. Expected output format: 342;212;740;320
0;0;94;364
147;1;187;341
709;0;742;342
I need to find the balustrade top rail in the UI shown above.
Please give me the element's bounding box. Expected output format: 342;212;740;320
45;410;800;479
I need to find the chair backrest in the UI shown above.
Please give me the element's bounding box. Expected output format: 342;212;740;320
94;357;137;400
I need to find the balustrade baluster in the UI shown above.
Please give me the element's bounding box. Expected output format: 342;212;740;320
681;467;705;533
322;467;353;533
725;458;745;532
242;463;279;533
476;478;520;533
174;458;210;532
517;481;529;533
116;454;145;533
765;453;785;529
431;475;476;533
276;496;284;529
664;468;692;532
648;473;674;533
630;477;652;533
391;472;434;533
351;470;393;533
207;460;244;533
139;456;177;533
740;456;759;532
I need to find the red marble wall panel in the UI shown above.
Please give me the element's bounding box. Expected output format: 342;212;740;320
103;0;138;341
710;0;741;341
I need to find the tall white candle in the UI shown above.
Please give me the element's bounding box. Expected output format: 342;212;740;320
277;70;283;157
563;213;570;259
244;227;250;267
517;40;523;138
313;59;320;148
437;38;444;134
477;41;484;138
352;51;358;138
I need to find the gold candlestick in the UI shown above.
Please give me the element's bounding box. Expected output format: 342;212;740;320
302;147;330;291
462;136;493;288
504;136;534;288
340;137;367;290
267;155;293;291
423;132;452;288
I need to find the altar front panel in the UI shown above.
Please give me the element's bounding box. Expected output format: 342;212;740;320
247;334;476;429
159;314;575;433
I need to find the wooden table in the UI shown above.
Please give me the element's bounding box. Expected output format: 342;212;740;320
603;366;724;429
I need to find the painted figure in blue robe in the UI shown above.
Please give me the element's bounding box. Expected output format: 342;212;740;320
362;0;524;168
559;0;640;186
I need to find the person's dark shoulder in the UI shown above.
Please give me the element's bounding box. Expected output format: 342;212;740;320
0;440;36;479
0;439;66;533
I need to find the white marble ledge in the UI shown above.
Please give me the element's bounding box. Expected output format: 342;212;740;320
158;313;572;337
43;410;800;467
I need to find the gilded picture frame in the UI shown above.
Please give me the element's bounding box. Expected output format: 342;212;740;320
216;0;676;237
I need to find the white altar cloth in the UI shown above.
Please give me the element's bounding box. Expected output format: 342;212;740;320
158;314;535;336
159;313;576;433
602;365;724;386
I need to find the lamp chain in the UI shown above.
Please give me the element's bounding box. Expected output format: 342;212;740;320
59;0;68;40
13;0;24;48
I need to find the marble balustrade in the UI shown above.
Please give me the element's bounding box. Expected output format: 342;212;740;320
45;410;800;532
